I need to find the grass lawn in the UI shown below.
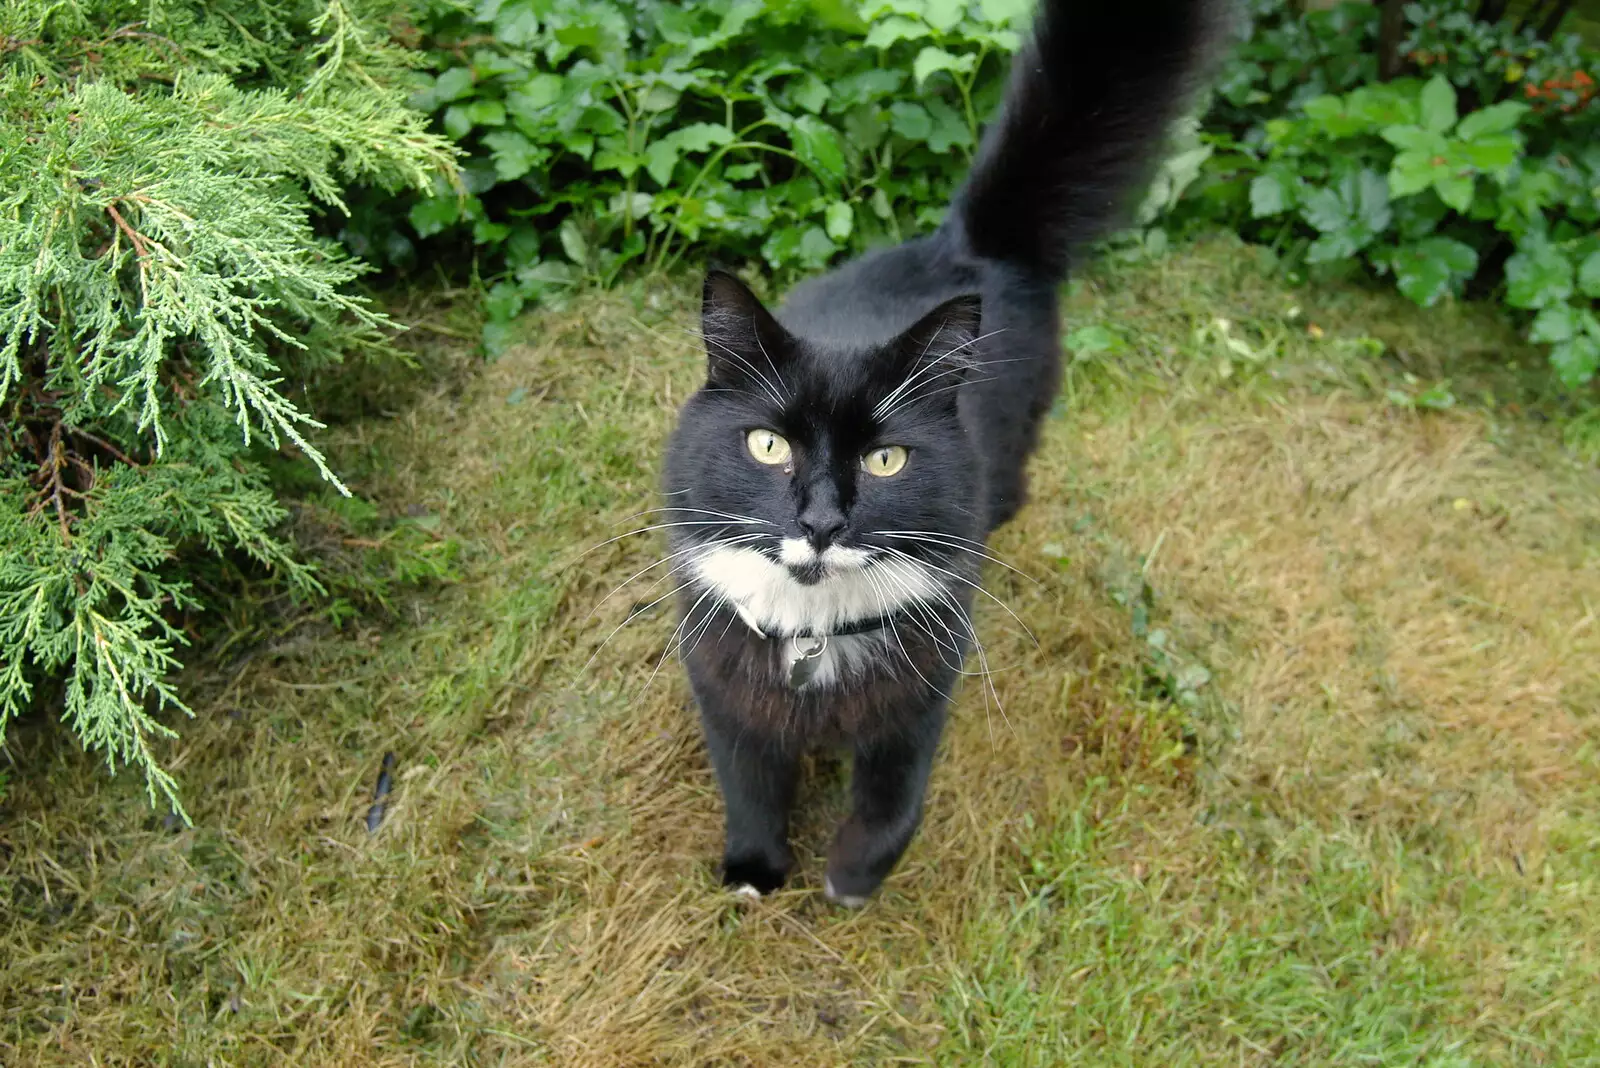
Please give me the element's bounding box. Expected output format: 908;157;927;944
2;237;1598;1066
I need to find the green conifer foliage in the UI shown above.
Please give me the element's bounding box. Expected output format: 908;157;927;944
0;1;457;813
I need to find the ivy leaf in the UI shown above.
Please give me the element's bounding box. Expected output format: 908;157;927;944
1391;237;1478;307
1578;250;1600;298
1456;100;1529;140
824;200;854;242
1419;75;1457;133
913;46;977;87
1505;240;1574;309
863;16;930;49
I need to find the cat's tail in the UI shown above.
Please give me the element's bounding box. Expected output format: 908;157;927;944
947;0;1234;281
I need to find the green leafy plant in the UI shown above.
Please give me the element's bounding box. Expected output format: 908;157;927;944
1186;1;1599;390
1;1;456;812
364;0;1037;351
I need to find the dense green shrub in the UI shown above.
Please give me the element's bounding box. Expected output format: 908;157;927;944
378;0;1028;351
0;1;456;811
1189;0;1599;388
388;0;1598;389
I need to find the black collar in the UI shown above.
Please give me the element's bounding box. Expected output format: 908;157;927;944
732;603;896;642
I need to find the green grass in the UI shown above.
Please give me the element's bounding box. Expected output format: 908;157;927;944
2;237;1599;1066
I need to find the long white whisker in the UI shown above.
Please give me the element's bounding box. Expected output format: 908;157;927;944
583;578;696;671
879;546;1038;647
585;532;775;623
871;531;1038;584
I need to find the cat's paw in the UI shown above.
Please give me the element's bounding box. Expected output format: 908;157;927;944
721;855;788;895
823;875;871;909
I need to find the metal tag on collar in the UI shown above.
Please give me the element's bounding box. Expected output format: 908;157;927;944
786;634;827;689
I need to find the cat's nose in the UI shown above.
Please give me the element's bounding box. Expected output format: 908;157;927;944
797;510;846;551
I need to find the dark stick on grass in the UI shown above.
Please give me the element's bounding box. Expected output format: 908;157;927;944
366;752;397;834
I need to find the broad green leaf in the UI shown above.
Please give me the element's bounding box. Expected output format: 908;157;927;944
798;226;838;267
671;122;735;154
1391;237;1478;307
1380;125;1447;154
644;139;679;186
790;75;830;115
790;116;848;180
466;100;506;127
1549;336;1599;387
1249;173;1293;217
979;0;1032;27
494;0;540;45
1505;241;1574;309
558;219;589;266
483;130;543;181
506;74;564;122
832;69;906;109
922;0;965;31
889;102;932;141
1530;304;1579;343
443;105;473;140
863;16;930;49
1578;250;1600;298
433;67;475;104
1300;186;1348;234
1354;169;1392;234
1433;174;1474;213
409;196;461;238
1456;101;1529;140
1419;75;1457;133
913;46;977;87
1388;152;1436;199
925;98;973;154
1456;135;1516;174
825;201;854;242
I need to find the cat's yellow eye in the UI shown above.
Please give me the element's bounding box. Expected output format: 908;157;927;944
746;429;792;466
862;445;908;478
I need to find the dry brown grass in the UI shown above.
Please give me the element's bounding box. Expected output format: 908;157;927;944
3;238;1598;1065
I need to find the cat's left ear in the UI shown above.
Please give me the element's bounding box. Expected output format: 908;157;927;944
700;269;792;390
886;294;983;404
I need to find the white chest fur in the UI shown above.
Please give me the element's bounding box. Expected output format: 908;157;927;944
688;538;943;689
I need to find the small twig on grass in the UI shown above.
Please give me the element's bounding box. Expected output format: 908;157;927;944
365;752;396;834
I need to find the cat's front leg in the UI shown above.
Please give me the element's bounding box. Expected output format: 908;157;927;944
825;697;949;906
697;706;801;895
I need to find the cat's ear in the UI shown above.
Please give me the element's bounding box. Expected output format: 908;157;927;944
701;269;790;390
886;294;983;406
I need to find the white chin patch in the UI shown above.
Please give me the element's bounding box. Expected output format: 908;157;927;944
689;542;943;644
778;538;870;572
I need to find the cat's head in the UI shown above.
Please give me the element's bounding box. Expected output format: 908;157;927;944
662;271;984;635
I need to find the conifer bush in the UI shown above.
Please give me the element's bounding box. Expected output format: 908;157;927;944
0;1;456;812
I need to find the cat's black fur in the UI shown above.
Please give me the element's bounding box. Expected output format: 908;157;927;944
662;0;1232;904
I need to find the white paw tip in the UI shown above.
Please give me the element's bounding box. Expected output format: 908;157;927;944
823;876;869;909
731;884;763;900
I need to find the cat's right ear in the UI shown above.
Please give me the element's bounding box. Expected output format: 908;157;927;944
701;269;790;390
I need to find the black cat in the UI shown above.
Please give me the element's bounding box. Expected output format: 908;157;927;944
662;0;1230;904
